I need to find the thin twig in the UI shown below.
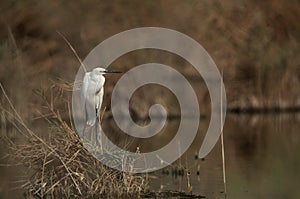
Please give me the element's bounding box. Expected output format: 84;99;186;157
0;83;29;135
56;31;87;73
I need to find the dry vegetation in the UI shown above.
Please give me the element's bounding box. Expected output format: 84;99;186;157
0;83;148;198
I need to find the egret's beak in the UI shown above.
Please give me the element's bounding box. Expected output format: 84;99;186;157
104;69;122;74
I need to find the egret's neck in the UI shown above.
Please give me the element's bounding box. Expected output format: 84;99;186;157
90;73;105;87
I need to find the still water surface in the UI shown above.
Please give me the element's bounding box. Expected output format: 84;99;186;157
1;113;300;198
146;113;300;199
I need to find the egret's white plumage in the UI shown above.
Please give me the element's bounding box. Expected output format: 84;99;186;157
81;67;120;127
81;68;106;126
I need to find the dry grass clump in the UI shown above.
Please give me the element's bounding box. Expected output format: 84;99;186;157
0;83;148;198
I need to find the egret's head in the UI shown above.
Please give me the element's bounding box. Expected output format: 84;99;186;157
92;67;122;75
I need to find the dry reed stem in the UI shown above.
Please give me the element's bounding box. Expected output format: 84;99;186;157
221;70;227;197
56;31;87;73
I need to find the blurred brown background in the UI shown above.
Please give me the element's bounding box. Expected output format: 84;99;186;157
0;0;299;119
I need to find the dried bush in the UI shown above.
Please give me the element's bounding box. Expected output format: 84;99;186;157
0;83;148;198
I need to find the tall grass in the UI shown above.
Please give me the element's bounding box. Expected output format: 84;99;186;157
0;83;148;198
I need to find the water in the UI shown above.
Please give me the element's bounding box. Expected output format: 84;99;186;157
1;113;300;198
146;113;300;199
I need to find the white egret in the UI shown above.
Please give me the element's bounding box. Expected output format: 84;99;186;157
81;67;121;138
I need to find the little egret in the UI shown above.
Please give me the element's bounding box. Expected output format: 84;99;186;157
81;67;121;139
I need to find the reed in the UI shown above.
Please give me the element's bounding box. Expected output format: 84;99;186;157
221;70;227;197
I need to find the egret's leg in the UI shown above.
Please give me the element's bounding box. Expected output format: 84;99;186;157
95;108;99;146
95;108;103;154
95;117;98;144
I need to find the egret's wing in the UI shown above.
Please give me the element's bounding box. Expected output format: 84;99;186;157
94;77;105;112
81;73;97;126
81;72;90;102
97;88;104;111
